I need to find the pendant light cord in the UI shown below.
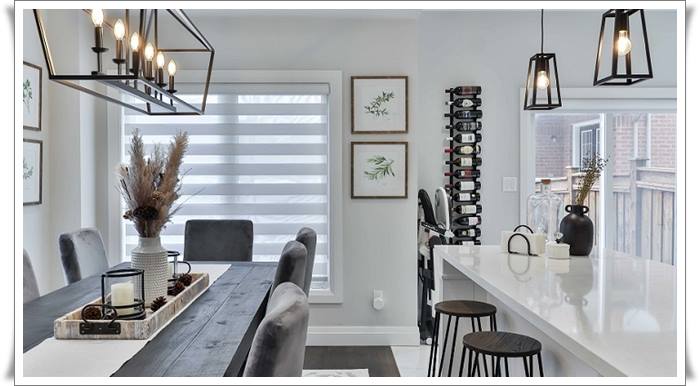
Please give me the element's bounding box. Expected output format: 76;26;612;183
540;9;544;54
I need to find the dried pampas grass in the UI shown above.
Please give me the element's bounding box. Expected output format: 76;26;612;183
118;130;189;237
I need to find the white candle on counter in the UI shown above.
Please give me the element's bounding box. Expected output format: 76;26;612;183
546;241;570;259
111;282;135;316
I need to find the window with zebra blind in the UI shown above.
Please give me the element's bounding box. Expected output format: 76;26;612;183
121;82;332;290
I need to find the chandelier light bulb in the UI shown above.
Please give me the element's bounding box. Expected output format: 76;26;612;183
536;70;550;89
616;30;632;56
130;32;140;51
91;9;104;26
168;60;177;75
113;19;125;40
156;52;165;68
144;43;155;60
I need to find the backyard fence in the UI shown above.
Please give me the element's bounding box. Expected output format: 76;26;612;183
536;159;676;265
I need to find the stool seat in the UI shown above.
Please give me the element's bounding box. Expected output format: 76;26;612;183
463;331;541;358
435;300;496;318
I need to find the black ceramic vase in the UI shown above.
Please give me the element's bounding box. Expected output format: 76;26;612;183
559;204;594;256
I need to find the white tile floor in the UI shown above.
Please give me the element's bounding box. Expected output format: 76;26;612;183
391;344;431;377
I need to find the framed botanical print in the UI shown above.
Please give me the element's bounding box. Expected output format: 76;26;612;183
351;142;408;199
23;61;43;131
351;76;408;134
23;139;43;206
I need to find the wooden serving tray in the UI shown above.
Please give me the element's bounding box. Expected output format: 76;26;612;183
54;272;209;340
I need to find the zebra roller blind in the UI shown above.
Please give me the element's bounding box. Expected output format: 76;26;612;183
122;82;331;290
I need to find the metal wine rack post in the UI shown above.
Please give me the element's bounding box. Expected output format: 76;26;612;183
446;86;482;246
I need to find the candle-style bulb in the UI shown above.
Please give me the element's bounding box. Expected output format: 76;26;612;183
91;9;104;26
167;60;177;75
156;52;165;68
144;43;155;60
114;19;125;40
130;32;140;51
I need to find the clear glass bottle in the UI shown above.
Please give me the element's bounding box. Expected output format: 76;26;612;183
526;178;564;242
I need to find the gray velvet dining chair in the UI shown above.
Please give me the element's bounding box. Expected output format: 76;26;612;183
271;240;307;296
23;249;40;303
243;282;309;377
295;227;317;295
183;220;253;262
58;228;110;284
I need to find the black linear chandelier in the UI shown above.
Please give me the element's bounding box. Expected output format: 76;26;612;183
523;9;562;110
593;9;653;86
34;9;214;115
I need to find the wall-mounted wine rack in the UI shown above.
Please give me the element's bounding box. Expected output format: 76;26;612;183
444;86;482;245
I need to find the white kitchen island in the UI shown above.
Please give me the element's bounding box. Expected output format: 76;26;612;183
433;245;678;378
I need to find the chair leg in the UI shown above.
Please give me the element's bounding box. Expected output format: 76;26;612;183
537;352;544;377
504;357;509;377
493;315;498;331
447;317;460;376
477;317;483;331
472;352;480;377
529;355;534;377
438;315;452;377
471;317;476;332
429;312;440;377
466;349;473;377
523;357;530;377
494;356;501;377
458;345;467;377
482;352;489;377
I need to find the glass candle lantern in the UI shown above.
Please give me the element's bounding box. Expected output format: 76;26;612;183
101;268;146;320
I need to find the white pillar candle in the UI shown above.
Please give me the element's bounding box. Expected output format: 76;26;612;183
546;241;571;259
111;282;135;316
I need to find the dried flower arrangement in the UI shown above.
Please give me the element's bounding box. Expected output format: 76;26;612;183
118;131;189;238
575;155;609;205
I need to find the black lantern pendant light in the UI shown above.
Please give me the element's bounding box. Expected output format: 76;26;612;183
524;10;562;110
593;9;653;86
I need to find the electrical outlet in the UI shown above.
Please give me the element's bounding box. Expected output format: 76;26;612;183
503;177;518;192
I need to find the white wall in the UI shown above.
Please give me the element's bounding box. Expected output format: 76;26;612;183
184;15;420;341
416;10;677;245
23;10;109;293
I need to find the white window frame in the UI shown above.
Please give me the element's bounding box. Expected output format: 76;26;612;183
519;87;676;250
108;70;344;304
571;118;602;168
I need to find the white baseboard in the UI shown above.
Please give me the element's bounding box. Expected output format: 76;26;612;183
306;325;420;346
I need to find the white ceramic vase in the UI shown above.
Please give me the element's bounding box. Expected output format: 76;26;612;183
131;236;168;304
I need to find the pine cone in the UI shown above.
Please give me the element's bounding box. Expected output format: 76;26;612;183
83;306;102;320
168;281;185;296
178;273;193;286
150;296;167;312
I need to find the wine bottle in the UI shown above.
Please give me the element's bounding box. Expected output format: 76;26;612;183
453;228;481;238
453;215;482;226
445;121;482;132
445;157;482;167
445;98;482;108
445;86;482;96
452;192;480;202
444;110;483;120
453;204;482;215
446;133;482;144
444;145;481;155
445;181;481;191
444;169;481;179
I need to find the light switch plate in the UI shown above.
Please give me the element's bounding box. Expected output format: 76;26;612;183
502;177;518;192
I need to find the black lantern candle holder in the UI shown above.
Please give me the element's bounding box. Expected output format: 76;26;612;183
101;268;146;320
594;9;653;86
167;250;191;281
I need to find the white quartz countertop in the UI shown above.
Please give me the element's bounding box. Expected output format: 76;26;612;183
434;245;677;377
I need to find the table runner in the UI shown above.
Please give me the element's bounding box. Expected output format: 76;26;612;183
23;264;231;377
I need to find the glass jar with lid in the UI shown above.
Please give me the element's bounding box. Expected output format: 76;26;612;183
527;178;564;242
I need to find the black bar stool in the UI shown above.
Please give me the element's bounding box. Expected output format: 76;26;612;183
428;300;497;377
459;331;544;377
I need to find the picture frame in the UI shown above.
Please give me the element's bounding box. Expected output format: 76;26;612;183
23;61;43;131
351;141;408;199
23;139;43;206
351;76;408;134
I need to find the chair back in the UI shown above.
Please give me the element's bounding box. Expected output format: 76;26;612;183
271;240;306;296
58;228;109;284
184;220;253;262
295;227;317;295
243;282;309;377
23;249;40;303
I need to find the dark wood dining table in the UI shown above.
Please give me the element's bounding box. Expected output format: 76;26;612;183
23;261;277;377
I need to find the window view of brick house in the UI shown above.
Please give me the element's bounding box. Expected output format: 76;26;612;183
534;112;677;264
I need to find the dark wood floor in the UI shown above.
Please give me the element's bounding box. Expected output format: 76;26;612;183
304;346;401;377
